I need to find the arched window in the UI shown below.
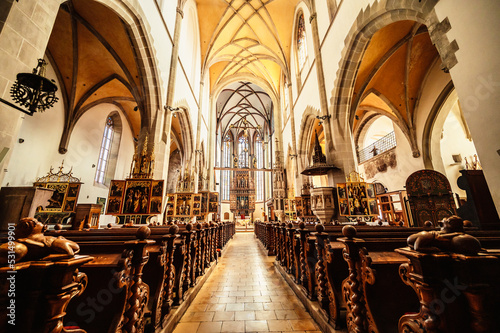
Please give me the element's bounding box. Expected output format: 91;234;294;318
255;134;264;201
222;134;232;200
238;132;249;168
95;116;114;184
296;13;308;71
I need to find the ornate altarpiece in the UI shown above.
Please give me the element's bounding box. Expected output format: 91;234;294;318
106;138;164;224
230;170;255;216
33;162;82;226
405;169;456;227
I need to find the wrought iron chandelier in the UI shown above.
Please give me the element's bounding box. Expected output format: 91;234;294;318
9;59;59;115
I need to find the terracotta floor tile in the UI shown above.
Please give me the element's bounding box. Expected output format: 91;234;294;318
172;322;200;333
245;320;269;332
244;302;264;311
225;303;245;311
213;311;235;321
196;321;222;333
181;311;215;322
274;309;299;320
207;303;227;312
236;296;254;303
262;302;283;311
174;233;320;333
221;320;245;332
267;319;293;331
234;310;256;320
255;310;277;320
289;319;319;331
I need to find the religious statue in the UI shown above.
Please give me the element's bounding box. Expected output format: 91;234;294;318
233;155;238;168
0;217;80;264
407;215;481;255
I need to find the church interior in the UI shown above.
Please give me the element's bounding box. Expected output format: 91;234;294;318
1;0;500;332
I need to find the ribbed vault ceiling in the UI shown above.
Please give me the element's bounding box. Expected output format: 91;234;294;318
47;0;144;138
217;82;273;138
198;0;299;96
353;20;439;131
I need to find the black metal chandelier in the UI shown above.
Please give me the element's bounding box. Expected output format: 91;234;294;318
8;59;59;115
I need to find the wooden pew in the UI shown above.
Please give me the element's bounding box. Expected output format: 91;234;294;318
47;221;235;332
59;226;156;332
396;247;500;332
0;254;92;333
338;225;419;333
337;225;500;333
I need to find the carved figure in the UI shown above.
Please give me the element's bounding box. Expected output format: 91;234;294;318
0;217;80;264
407;215;481;255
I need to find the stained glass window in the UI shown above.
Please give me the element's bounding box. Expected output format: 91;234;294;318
255;135;264;201
238;133;249;168
222;134;231;200
95;117;114;184
297;13;308;70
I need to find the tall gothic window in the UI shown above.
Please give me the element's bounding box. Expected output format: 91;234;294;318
238;133;249;168
222;134;231;200
95;117;114;184
297;13;308;71
255;134;264;201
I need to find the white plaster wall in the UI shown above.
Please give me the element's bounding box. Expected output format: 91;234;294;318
179;0;201;90
66;103;134;225
359;124;425;192
132;0;173;97
315;0;331;43
414;60;452;171
440;107;478;197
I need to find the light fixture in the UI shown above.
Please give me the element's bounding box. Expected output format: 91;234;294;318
165;105;182;118
316;114;331;121
4;59;59;115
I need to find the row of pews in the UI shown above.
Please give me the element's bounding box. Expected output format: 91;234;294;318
1;221;235;333
255;220;500;333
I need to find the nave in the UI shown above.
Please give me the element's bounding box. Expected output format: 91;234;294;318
173;232;324;333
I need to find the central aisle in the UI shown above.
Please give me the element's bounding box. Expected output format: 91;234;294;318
173;232;321;333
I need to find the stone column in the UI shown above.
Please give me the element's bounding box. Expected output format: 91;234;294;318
309;0;336;172
162;2;184;183
208;94;217;191
287;83;300;187
194;81;204;193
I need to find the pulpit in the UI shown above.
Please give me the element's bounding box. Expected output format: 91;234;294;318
0;186;53;231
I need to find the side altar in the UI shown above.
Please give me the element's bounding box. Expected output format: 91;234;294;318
106;138;164;224
164;169;219;223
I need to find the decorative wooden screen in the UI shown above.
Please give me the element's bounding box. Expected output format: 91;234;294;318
405;170;456;227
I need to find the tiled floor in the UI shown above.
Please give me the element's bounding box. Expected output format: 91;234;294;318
173;232;322;333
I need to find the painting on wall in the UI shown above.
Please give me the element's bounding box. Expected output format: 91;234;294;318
96;197;106;214
149;197;162;214
176;194;192;216
122;180;152;214
165;194;175;216
45;183;68;212
107;198;122;214
151;180;164;197
337;181;376;216
107;180;125;215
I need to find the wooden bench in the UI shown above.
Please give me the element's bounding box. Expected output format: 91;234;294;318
0;253;93;332
43;221;234;332
396;247;500;333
